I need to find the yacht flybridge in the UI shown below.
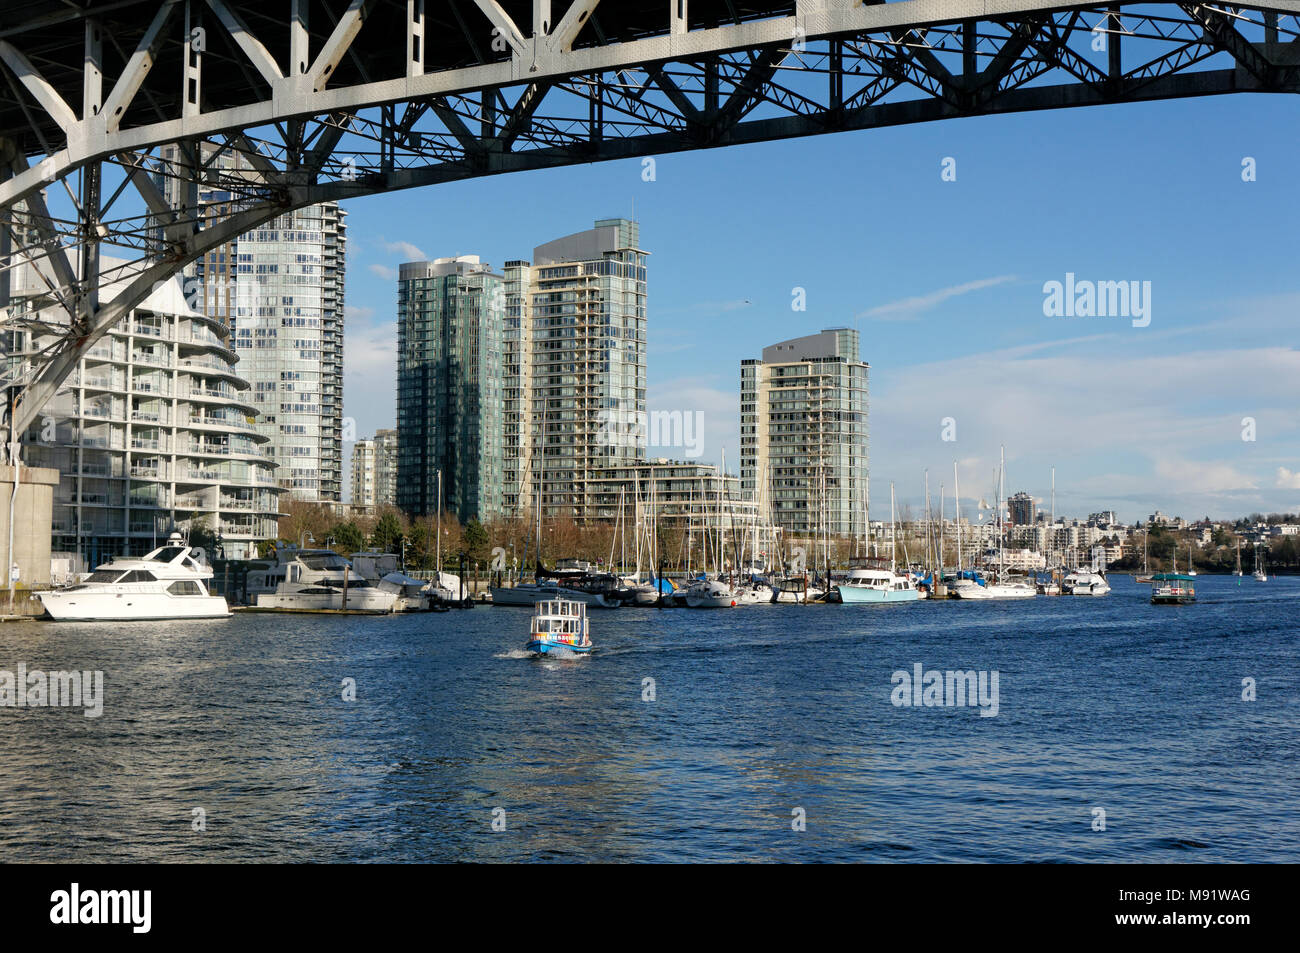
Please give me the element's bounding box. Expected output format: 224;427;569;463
38;533;230;621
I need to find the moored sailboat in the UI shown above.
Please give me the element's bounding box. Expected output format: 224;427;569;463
1253;544;1268;582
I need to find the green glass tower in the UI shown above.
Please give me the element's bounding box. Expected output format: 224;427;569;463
396;256;505;521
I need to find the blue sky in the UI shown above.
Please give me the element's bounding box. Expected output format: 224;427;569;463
340;91;1300;521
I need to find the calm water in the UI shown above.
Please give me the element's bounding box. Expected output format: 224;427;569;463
0;574;1296;862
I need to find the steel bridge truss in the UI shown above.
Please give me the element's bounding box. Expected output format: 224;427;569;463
2;0;1300;439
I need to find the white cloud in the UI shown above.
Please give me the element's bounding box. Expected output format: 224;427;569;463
382;239;426;261
646;376;739;467
342;322;397;438
1277;467;1300;490
368;263;396;281
1152;457;1258;494
861;275;1017;321
871;342;1300;519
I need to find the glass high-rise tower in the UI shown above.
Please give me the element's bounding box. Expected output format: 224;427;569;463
396;256;505;521
157;145;347;505
231;204;347;502
502;219;647;520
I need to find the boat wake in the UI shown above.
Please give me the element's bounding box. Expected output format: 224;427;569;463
494;649;534;660
537;646;589;661
493;647;591;660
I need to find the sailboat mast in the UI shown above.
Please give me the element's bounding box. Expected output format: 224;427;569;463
924;469;931;574
998;445;1006;578
954;461;962;573
939;483;945;574
1050;466;1056;567
609;486;621;571
889;482;897;572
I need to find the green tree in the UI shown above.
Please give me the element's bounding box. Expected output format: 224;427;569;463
407;522;431;570
464;518;490;564
188;515;218;557
329;521;364;554
372;512;404;553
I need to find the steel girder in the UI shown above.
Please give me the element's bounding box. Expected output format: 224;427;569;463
2;0;1300;438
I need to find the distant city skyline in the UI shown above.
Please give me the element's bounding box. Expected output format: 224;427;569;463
334;94;1299;522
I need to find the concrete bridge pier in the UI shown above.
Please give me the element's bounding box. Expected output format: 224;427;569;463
0;462;59;617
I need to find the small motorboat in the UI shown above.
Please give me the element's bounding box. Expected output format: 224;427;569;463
770;574;825;604
684;578;736;608
526;600;594;655
1062;568;1110;596
732;579;775;605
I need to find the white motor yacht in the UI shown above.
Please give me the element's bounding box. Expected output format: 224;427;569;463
1062;568;1111;595
38;533;230;621
351;552;434;611
253;548;397;613
684;578;736;608
951;574;1036;600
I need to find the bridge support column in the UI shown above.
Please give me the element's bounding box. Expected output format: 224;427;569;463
0;463;59;614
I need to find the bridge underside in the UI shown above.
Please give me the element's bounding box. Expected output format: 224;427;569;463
2;0;1300;436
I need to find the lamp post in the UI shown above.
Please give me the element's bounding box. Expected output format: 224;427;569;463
216;532;227;597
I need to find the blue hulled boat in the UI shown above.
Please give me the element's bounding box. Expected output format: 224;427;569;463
526;600;594;655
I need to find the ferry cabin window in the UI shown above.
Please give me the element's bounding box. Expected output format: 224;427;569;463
168;580;203;596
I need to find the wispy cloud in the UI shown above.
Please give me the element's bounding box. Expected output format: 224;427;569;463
657;298;753;318
861;275;1017;321
368;263;396;281
381;239;426;261
347;304;376;325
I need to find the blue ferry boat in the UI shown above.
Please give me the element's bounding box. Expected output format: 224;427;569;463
526;600;594;655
